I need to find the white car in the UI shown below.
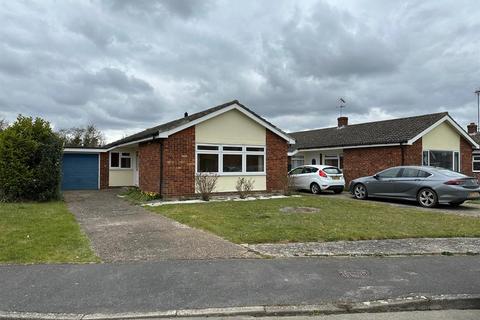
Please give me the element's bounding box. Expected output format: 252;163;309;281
288;165;345;194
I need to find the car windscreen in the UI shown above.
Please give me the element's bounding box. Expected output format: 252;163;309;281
323;167;342;174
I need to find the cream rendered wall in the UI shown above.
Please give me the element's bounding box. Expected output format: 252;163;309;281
422;122;460;151
214;176;266;193
109;147;137;187
195;109;267;193
195;109;266;145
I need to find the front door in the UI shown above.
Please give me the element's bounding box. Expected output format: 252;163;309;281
134;151;139;186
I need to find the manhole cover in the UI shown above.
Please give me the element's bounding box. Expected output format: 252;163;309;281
338;270;370;278
280;207;320;214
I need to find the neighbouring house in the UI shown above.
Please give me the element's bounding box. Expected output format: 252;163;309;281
62;100;295;198
289;112;480;183
467;122;480;181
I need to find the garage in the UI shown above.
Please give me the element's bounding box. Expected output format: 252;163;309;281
62;153;99;190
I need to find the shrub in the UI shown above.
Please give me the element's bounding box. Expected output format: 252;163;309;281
121;187;160;202
195;173;218;201
280;174;295;196
235;177;255;199
0;115;63;202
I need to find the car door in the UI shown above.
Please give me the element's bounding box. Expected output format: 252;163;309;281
288;167;304;189
298;167;314;189
394;168;422;199
366;167;402;197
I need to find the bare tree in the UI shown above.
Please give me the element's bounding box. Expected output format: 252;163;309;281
0;118;8;131
195;173;218;201
280;174;296;196
58;124;105;147
235;177;255;199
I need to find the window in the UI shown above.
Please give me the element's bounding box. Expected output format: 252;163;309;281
110;152;132;169
196;144;265;174
401;168;420;177
422;150;460;172
247;154;264;172
291;156;304;169
323;167;342;174
473;155;480;172
311;158;316;165
324;155;341;168
377;168;401;178
289;167;303;175
417;170;431;178
223;154;242;172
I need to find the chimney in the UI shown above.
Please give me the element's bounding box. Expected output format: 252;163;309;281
468;122;477;134
184;112;188;118
337;116;348;128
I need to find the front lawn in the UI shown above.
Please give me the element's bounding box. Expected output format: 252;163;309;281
149;196;480;244
0;201;98;264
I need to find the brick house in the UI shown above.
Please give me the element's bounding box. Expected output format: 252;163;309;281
289;112;479;183
62;100;295;198
467;122;480;181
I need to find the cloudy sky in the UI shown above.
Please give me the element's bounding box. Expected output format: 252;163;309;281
1;0;479;142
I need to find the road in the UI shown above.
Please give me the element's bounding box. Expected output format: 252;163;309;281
1;256;479;314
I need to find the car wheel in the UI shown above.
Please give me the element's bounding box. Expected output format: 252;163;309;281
333;188;343;194
310;183;321;194
449;201;464;207
417;188;438;208
353;184;368;200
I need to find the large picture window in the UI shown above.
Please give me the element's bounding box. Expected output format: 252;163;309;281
196;144;265;174
422;150;460;172
110;152;132;169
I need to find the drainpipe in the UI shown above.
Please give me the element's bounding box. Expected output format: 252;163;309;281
159;140;164;198
400;143;405;165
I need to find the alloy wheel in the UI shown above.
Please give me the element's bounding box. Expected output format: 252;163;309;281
311;183;320;194
418;189;437;208
354;184;367;199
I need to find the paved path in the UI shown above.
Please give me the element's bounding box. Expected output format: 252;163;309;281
1;256;479;314
248;238;480;257
64;190;254;262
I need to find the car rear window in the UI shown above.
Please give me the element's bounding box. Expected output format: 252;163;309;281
323;167;341;174
437;169;465;178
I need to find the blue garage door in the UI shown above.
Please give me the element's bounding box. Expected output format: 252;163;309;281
62;153;99;190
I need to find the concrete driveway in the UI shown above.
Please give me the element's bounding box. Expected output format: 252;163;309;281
64;189;255;262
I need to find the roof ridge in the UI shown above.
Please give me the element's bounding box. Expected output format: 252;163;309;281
291;111;449;135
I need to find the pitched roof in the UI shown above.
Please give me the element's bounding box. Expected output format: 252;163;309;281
471;133;480;147
104;100;293;149
289;112;450;152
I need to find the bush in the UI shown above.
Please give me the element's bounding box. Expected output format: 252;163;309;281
0;115;63;202
235;177;255;199
195;173;218;201
280;174;295;196
121;187;161;202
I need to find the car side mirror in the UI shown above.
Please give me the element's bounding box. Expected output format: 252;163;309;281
373;174;380;180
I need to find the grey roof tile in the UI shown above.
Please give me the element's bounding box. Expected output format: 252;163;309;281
289;112;449;152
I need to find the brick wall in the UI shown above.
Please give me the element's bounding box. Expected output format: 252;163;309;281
99;152;109;189
161;127;196;198
402;139;422;165
266;129;288;192
343;146;402;183
139;140;162;194
460;137;473;176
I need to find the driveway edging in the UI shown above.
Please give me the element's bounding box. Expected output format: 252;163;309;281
1;294;479;320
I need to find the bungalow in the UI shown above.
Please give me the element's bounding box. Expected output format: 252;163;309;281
289;112;479;183
467;123;480;181
62;100;295;198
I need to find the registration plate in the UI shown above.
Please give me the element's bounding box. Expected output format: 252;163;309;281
331;176;340;180
468;192;480;198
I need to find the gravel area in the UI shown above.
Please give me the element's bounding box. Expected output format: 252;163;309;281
64;189;256;262
247;238;480;257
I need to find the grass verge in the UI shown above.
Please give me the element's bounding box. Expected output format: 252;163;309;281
149;195;480;244
0;201;98;264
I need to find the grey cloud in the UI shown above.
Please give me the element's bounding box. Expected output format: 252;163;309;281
0;0;479;142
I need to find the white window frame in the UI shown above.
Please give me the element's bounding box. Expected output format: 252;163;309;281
291;156;304;169
323;155;342;169
195;144;266;176
110;151;132;170
473;155;480;172
422;150;460;172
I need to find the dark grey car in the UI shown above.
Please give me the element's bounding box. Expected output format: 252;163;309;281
349;166;480;208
